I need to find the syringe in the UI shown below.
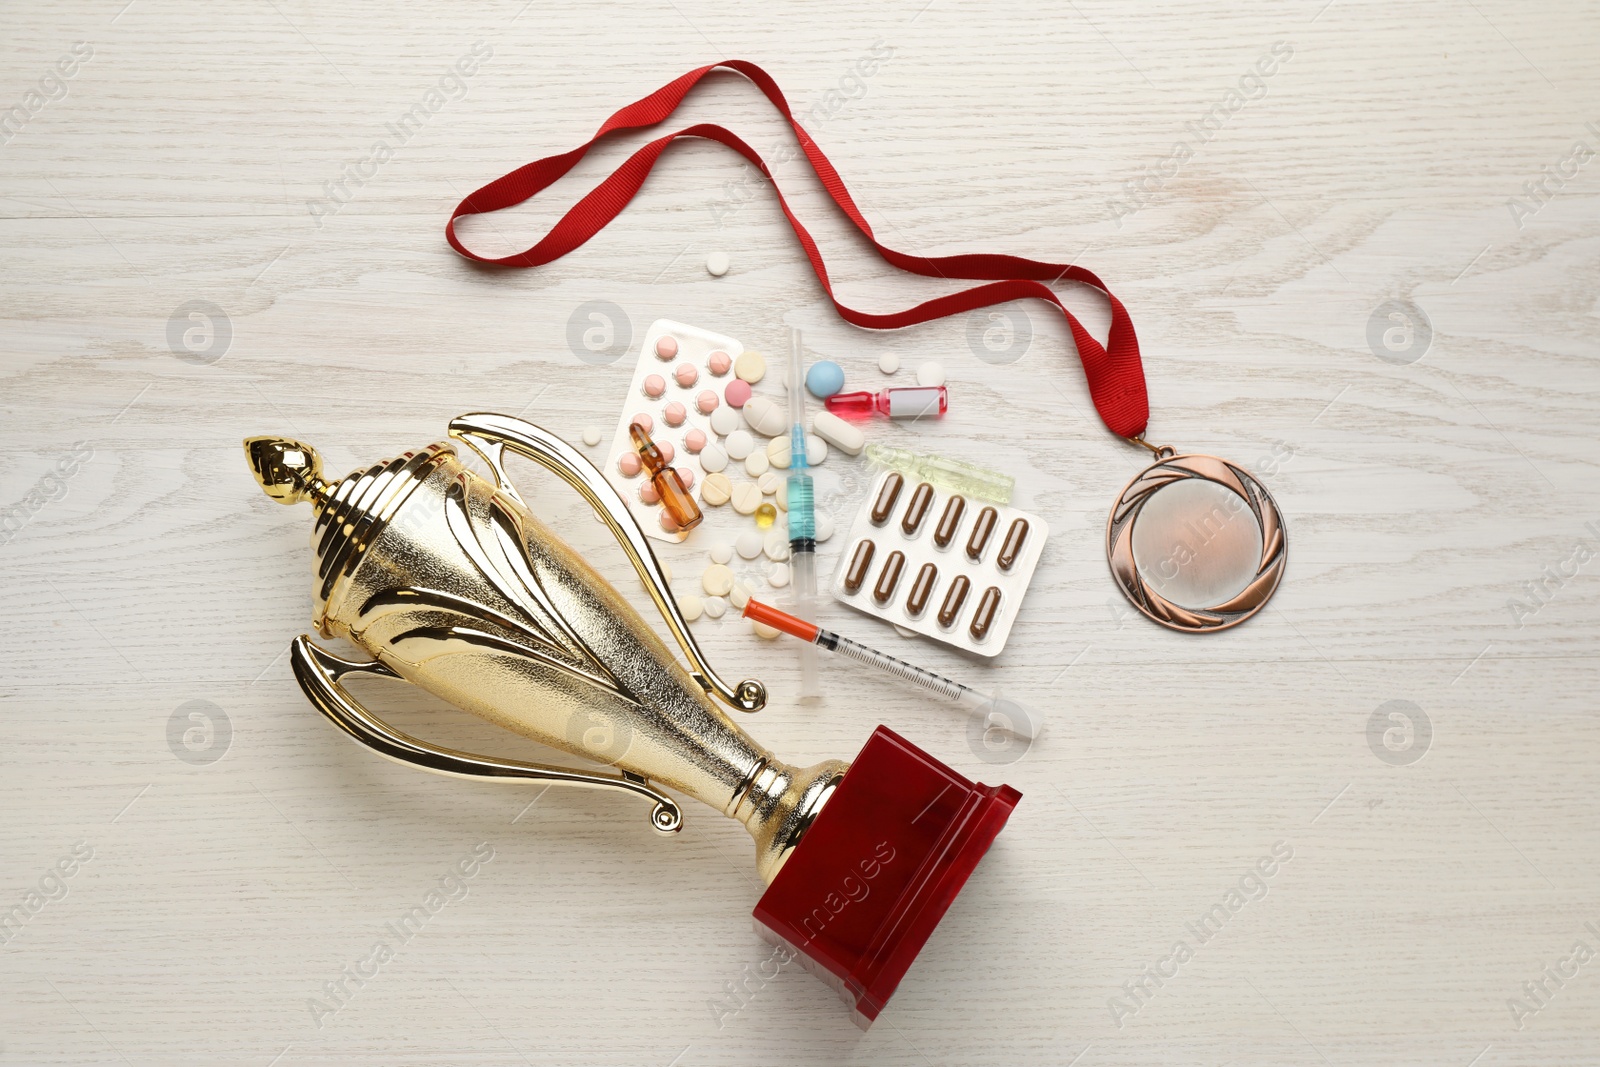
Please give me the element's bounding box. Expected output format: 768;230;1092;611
742;598;1044;740
785;326;823;702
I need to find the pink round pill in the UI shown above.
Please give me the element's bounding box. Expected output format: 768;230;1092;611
654;334;679;360
659;510;680;533
724;379;752;408
673;363;698;388
707;350;731;376
663;401;687;427
677;467;695;489
696;389;719;415
618;452;642;477
684;428;707;453
630;413;653;434
656;441;675;464
639;480;659;504
643;373;666;399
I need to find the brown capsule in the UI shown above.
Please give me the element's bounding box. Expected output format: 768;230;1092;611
873;550;906;604
969;585;1002;641
933;494;966;548
966;506;998;561
842;540;876;594
905;563;938;617
997;518;1030;571
870;472;904;525
901;482;935;536
938;575;970;629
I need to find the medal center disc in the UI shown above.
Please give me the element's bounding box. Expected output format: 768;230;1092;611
1129;478;1263;611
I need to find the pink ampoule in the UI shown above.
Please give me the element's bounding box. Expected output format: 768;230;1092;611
825;385;948;420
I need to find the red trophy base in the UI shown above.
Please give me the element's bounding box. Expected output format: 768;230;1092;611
752;726;1022;1027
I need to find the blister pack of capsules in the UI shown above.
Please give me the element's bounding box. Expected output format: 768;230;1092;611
603;319;747;543
831;468;1047;656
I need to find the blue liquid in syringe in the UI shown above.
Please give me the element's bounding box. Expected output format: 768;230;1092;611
788;474;815;548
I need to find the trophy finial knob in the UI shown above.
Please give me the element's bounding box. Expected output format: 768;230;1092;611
244;436;331;507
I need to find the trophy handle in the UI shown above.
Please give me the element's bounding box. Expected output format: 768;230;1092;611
448;411;767;714
288;635;685;833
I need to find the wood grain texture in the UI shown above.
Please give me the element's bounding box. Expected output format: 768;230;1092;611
3;0;1599;1063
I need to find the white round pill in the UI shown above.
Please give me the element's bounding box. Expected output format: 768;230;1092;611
704;596;727;619
775;482;788;511
815;510;834;542
751;619;781;640
766;436;791;470
731;483;762;515
736;530;763;559
710;406;740;436
744;450;769;477
698;442;728;473
658;560;672;584
735;351;766;384
729;582;753;610
702;564;735;597
894;623;917;639
709;542;733;565
706;250;730;277
582;426;602;447
679;594;703;622
879;352;900;374
805;433;828;466
763;530;790;561
757;471;781;495
724;430;754;461
916;361;946;387
700;472;733;506
767;562;791;588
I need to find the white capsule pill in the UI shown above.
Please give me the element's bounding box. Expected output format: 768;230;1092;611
679;594;703;622
742;395;787;437
916;361;946;387
764;530;790;561
744;450;769;477
706;250;730;277
731;483;762;515
582;426;602;447
702;564;735;597
811;410;865;456
709;542;733;565
724;430;755;460
704;596;727;619
736;530;763;559
698;442;728;473
767;562;791;588
710;406;740;436
879;352;900;374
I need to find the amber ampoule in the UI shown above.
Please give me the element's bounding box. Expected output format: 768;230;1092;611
629;422;702;532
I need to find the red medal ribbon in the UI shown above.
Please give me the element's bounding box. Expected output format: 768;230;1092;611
446;60;1149;439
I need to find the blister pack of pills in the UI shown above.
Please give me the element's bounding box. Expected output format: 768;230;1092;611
603;319;749;543
830;468;1047;657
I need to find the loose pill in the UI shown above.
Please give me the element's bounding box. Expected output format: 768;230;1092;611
764;530;790;560
843;540;876;594
618;452;642;477
639;481;659;504
696;390;719;415
729;581;753;610
969;586;1002;641
878;352;900;374
702;564;735;596
873;550;906;604
998;518;1030;571
731;483;762;515
735;351;766;383
871;472;904;525
582;426;602;447
966;506;998;560
751;619;781;640
757;471;781;495
805;360;846;398
934;495;966;548
916;361;946;387
744;451;769;477
710;406;740;435
755;502;777;528
685;428;707;454
709;542;733;564
805;433;828;466
766;436;791;470
742;395;787;437
901;483;935;536
707;350;732;376
663;401;687;427
630;413;653;434
906;563;938;617
679;594;703;622
698;442;728;473
706;250;730;276
674;363;699;388
725;379;752;408
814;510;834;542
812;410;865;456
655;335;679;360
701;472;733;505
643;374;666;399
938;575;970;629
775;481;788;511
736;531;763;559
724;429;754;460
703;596;727;619
767;562;791;588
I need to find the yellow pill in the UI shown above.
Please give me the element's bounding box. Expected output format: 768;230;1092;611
755;502;777;528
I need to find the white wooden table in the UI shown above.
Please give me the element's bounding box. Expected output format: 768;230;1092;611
4;2;1599;1063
